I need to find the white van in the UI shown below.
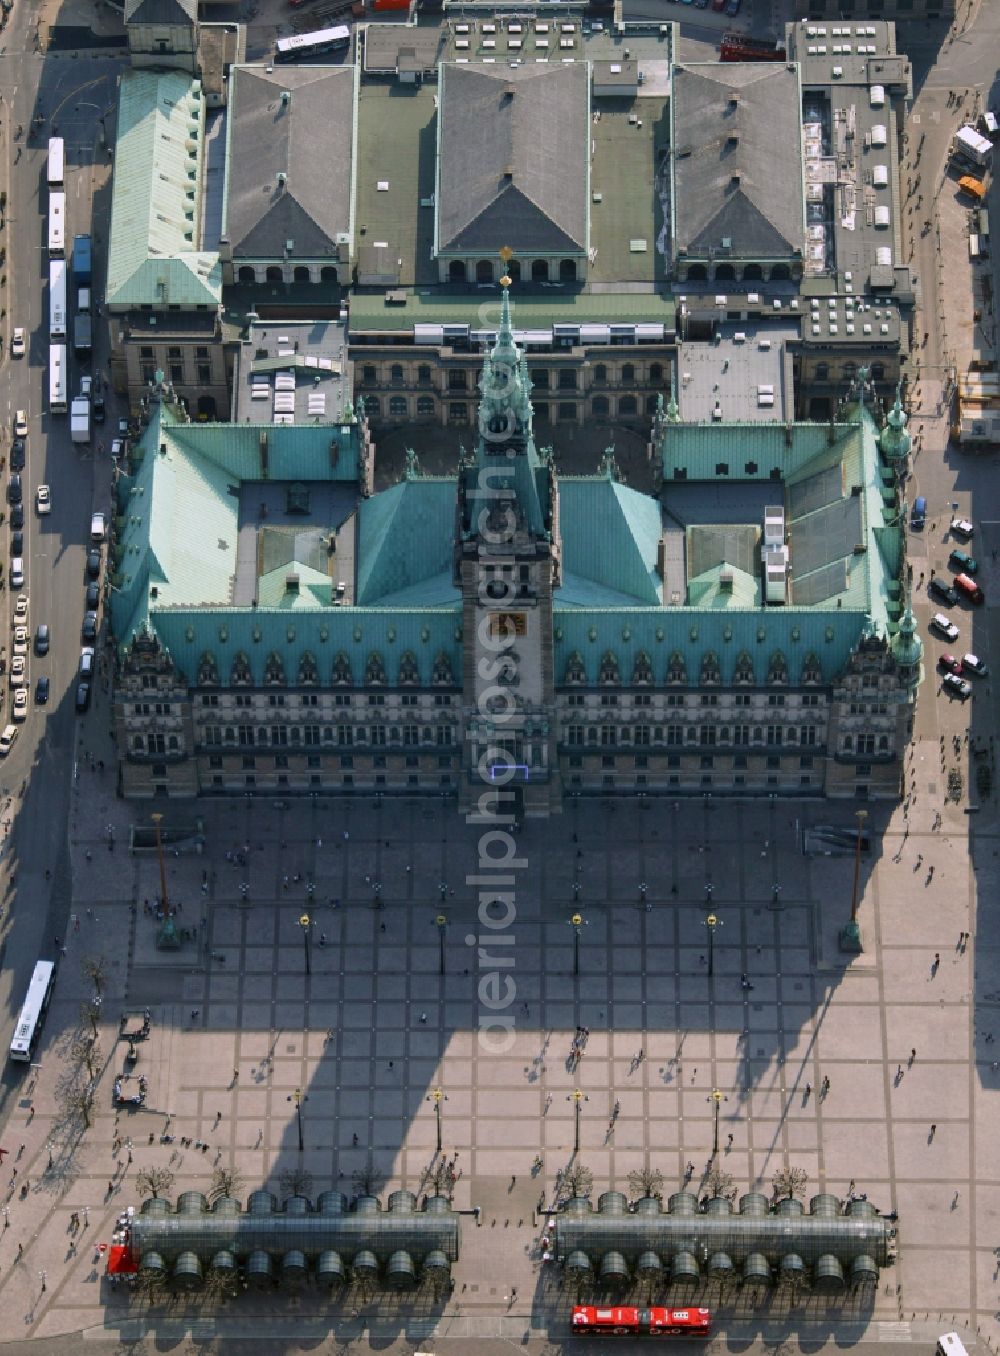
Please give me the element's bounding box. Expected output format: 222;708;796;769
938;1334;969;1356
90;511;107;544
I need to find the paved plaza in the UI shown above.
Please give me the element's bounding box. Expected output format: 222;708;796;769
0;725;995;1351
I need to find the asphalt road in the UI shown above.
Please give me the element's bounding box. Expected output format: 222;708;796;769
0;24;119;1122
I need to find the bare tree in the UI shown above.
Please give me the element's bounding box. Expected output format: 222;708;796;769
425;1159;456;1197
70;1036;103;1081
279;1165;313;1200
60;1079;95;1131
135;1166;175;1200
563;1162;594;1199
79;1000;100;1040
351;1160;386;1198
772;1165;808;1201
628;1165;664;1201
209;1165;245;1203
82;955;108;997
704;1162;735;1200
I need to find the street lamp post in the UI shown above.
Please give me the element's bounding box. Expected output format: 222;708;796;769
711;1089;722;1156
299;913;312;976
429;1087;445;1152
571;913;583;976
287;1088;307;1152
572;1089;583;1152
705;913;718;977
150;812;170;916
839;809;868;954
436;915;447;977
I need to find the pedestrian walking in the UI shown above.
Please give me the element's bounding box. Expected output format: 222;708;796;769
510;1175;516;1189
930;1123;937;1139
909;1048;916;1065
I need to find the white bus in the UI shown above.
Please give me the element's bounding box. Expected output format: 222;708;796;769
49;344;68;414
9;960;57;1062
275;23;350;60
48;191;65;257
49;258;67;340
47;136;65;190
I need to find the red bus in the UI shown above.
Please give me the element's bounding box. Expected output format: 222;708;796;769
954;572;984;604
572;1306;712;1337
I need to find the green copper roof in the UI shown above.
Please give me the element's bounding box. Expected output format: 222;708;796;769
257;560;333;609
661;420;859;483
357;479;456;605
553;608;870;687
559;477;662;605
107;70;221;309
687;562;759;609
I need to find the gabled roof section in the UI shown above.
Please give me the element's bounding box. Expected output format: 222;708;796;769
257;560;333;609
125;0;195;26
661;420;860;483
686;561;759;608
560;478;662;605
107;70;221;309
224;66;356;260
356;479;457;605
436;63;589;255
671;62;805;261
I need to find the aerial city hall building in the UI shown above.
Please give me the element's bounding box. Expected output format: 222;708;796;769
111;287;920;810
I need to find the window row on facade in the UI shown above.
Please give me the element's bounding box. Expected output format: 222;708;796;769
234;264;341;286
358;360;667;391
443;258;580;284
361;394;663;423
674;262;796;283
562;723;827;748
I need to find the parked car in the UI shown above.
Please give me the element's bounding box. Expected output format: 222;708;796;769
951;517;974;539
75;682;91;713
12;687;27;721
929;577;958;607
0;724;18;755
938;653;963;675
7;474;22;505
10;506;24;531
9;654;25;687
14;593;28;622
35;484;51;516
81;611;98;643
950;548;977;574
930;612;959;641
13;626;27;657
13;410;27;438
85;580;100;610
10;558;24;589
963;653;988;677
10;531;23;557
10;328;25;359
10;439;25;472
942;672;972;700
86;548;101;580
93;393;106;424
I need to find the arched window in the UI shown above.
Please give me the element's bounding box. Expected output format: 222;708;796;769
688;263;708;282
476;259;493;283
448;260;467;283
390;364;404;386
592;395;609;416
743;263;763;281
265;265;283;283
364;395;380;417
715;263;736;281
237;265;255;284
531;260;548;282
619;395;637;415
559;259;577;282
293;265;310;283
362;364;376;384
650;362;663;383
770;263;791;281
417;365;431;385
416;396;434;417
594;363;607;384
621;363;635;383
506;259;521;282
871;362;886;381
389;396;407;417
815;362;829;381
321;265;338;283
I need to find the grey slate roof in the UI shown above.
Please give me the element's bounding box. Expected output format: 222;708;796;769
436;63;589;255
671;62;805;261
224;65;355;260
125;0;196;26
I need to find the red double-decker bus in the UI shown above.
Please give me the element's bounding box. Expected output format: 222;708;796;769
571;1306;713;1338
